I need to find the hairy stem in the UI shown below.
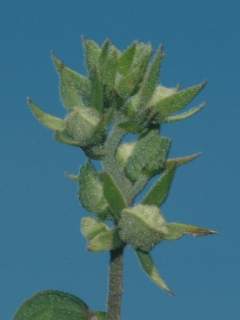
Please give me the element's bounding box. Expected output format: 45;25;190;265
107;246;124;320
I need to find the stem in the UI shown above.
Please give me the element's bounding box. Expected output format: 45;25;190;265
103;114;130;319
107;246;124;320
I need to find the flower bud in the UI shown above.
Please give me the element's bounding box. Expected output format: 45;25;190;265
65;107;101;146
119;204;168;252
116;142;136;167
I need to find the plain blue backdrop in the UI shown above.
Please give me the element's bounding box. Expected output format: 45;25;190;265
0;0;239;319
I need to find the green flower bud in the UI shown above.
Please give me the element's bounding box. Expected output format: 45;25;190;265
149;85;178;106
119;204;168;252
65;107;101;146
116;142;136;167
78;161;109;218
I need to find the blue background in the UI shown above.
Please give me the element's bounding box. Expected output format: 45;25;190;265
0;0;239;318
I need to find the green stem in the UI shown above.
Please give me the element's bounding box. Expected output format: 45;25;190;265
107;246;124;320
103;114;130;319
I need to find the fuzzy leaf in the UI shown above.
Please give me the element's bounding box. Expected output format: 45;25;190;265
88;229;122;252
119;204;167;252
125;130;171;182
78;162;109;215
82;38;101;73
143;163;176;207
14;290;89;320
166;152;201;168
139;47;164;107
99;40;118;88
52;53;90;110
164;102;206;123
116;67;144;99
81;217;109;241
163;223;217;240
136;250;173;295
100;172;128;220
118;42;136;75
152;81;207;119
27;99;65;131
132;42;152;71
116;43;152;99
90;67;104;112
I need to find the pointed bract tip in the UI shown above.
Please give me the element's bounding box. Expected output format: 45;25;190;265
166;287;175;297
102;37;112;47
209;229;218;235
159;44;166;57
64;171;79;182
201;80;208;88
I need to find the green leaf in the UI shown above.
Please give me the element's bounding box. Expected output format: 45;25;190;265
116;67;144;99
116;43;152;99
136;250;173;295
139;47;164;107
90;67;104;112
132;42;152;72
164;102;206;123
14;290;89;320
100;172;128;220
82;38;101;73
118;42;136;75
152;81;207;119
125;130;171;182
166;152;201;168
163;223;217;240
88;229;122;252
143;163;176;207
78;162;109;215
27;98;65;131
52;53;91;110
81;217;109;241
119;204;167;252
99;40;118;88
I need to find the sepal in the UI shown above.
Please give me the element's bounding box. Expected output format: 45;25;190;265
52;53;91;110
87;228;122;252
138;46;164;107
136;250;173;295
82;37;101;74
27;98;65;131
151;81;207;120
81;217;122;252
143;163;176;207
166;152;201;168
163;223;217;240
100;172;128;220
99;40;118;89
164;102;206;123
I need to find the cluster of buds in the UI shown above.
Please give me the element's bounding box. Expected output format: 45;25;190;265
27;37;215;297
